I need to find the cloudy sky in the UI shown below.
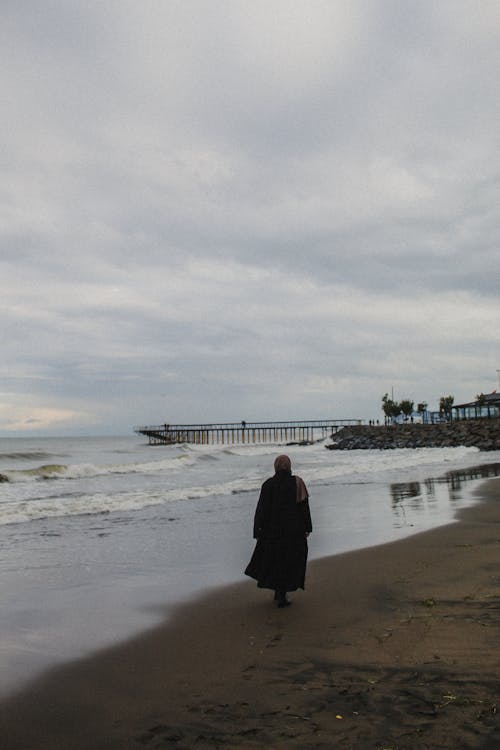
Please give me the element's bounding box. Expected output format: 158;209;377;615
1;1;499;436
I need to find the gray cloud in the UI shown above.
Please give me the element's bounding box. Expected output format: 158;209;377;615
1;1;499;434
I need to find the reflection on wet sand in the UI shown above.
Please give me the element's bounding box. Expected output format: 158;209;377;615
390;462;500;508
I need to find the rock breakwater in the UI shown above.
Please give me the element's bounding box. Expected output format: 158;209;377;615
327;420;500;451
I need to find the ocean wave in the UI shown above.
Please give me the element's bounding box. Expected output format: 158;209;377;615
0;453;196;483
3;464;69;482
0;451;59;462
0;468;265;525
5;444;478;486
302;446;480;484
0;490;167;526
0;476;261;525
0;444;493;527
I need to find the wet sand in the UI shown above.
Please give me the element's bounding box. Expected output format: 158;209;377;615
1;478;499;749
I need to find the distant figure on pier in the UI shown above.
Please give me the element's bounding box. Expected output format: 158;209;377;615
244;454;312;608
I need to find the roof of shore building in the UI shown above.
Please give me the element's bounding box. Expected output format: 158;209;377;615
453;392;500;409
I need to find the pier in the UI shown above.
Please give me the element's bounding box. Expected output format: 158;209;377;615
134;419;363;446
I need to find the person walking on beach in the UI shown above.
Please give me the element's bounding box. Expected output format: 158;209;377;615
245;454;312;607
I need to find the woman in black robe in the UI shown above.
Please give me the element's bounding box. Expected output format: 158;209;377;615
245;454;312;607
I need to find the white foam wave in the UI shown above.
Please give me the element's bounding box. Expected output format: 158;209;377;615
0;490;167;526
0;448;484;525
0;477;262;526
0;444;486;527
0;441;314;485
303;446;481;484
3;464;69;482
1;453;195;483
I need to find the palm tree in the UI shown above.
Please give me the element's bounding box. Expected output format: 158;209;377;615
399;399;414;421
382;393;401;424
439;395;454;421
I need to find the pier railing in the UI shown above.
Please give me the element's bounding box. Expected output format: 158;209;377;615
134;419;363;445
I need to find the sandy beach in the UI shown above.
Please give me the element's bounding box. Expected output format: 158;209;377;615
1;478;499;749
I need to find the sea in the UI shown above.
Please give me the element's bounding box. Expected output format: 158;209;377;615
1;434;500;697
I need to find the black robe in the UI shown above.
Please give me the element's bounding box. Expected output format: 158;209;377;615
244;470;312;592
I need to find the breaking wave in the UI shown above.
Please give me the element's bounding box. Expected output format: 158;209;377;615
1;439;497;527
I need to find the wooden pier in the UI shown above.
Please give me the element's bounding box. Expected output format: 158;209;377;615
134;419;363;446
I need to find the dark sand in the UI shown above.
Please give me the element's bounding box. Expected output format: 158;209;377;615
1;479;499;749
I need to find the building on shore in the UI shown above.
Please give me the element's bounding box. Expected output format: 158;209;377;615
452;392;500;421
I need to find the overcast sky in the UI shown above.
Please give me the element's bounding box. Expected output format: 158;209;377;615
1;1;499;436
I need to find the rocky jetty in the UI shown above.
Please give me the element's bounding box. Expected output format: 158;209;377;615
327;420;500;451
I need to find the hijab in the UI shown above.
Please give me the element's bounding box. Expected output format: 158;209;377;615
273;454;309;503
274;454;292;473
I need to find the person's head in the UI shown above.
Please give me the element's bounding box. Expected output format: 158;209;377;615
274;454;292;473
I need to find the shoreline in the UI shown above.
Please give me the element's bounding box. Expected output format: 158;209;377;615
1;478;500;748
